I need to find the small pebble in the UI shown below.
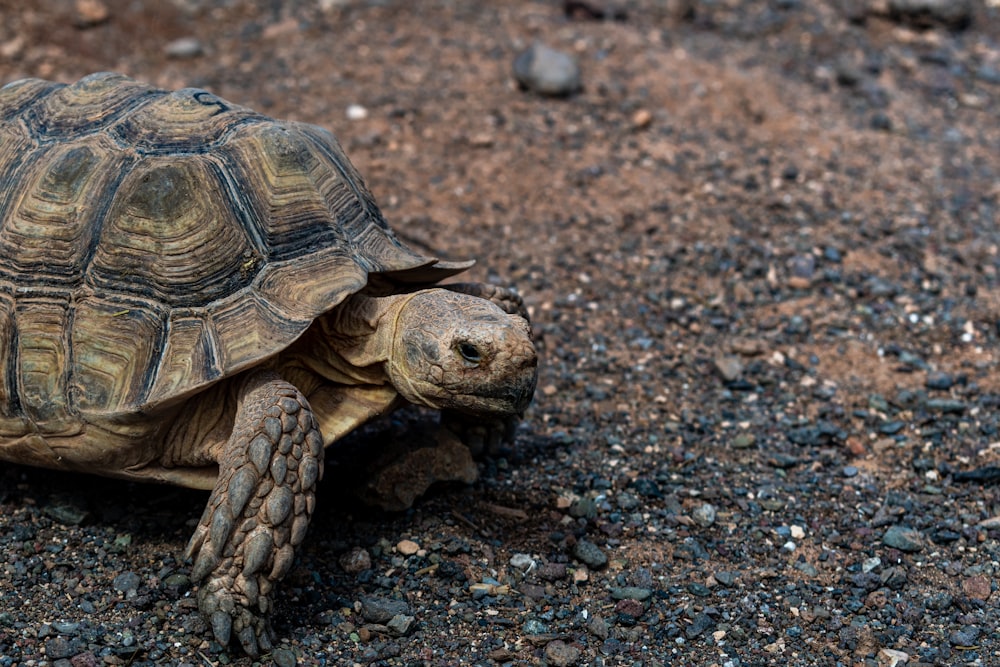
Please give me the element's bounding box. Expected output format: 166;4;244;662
614;598;644;618
925;371;954;390
714;571;737;586
882;525;925;553
949;624;981;647
687;582;712;597
509;553;535;570
887;0;972;28
870;112;892;131
692;503;717;527
44;637;77;660
396;539;420;556
360;596;410;623
164;37;203;59
522;618;549;634
586;614;609;639
962;574;992;601
544;639;581;666
74;0;110;27
611;586;652;601
537;562;568;581
878;648;910;667
572;539;608;569
387;614;416;636
569;497;597;518
631;109;652;129
71;652;100;667
339;546;372;574
272;648;297;667
924;398;966;414
112;571;141;595
162;573;191;592
513;42;582;97
713;356;743;382
346;104;368;120
685;613;715;639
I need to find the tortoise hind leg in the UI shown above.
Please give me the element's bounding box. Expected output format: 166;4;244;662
185;371;323;657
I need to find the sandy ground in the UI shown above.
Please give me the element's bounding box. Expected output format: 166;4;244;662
2;1;1000;665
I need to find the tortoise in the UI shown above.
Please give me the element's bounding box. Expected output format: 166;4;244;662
0;72;537;655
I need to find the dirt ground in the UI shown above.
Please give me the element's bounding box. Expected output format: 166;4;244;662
2;0;1000;665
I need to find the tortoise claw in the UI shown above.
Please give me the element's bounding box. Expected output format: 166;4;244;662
210;610;232;647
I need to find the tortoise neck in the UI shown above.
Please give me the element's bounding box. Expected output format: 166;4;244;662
280;292;411;388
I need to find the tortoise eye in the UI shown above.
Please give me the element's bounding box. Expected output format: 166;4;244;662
457;342;482;365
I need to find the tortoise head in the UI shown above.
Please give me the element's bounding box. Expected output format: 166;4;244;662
387;290;537;416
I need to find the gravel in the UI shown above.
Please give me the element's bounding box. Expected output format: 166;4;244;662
2;0;1000;665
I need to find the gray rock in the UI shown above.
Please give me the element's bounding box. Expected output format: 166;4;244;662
522;617;549;634
272;648;297;667
360;596;410;623
513;43;581;97
112;571;141;594
887;0;972;28
569;497;597;519
692;503;717;527
949;624;980;646
882;525;925;553
573;539;608;569
925;371;954;390
713;356;743;382
586;614;609;639
544;639;582;666
49;621;80;635
163;573;191;592
714;571;738;587
387;614;416;636
338;546;372;574
611;586;652;601
44;637;78;660
685;612;715;638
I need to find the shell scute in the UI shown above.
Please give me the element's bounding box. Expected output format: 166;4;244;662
0;78;64;123
87;156;258;307
144;313;221;406
111;86;263;154
23;72;157;139
0;134;131;285
14;298;73;430
219;123;350;264
70;296;166;413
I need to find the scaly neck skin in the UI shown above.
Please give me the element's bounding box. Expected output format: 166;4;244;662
279;292;409;390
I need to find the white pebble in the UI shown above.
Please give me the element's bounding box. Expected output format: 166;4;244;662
346;104;368;120
164;37;203;59
509;553;535;571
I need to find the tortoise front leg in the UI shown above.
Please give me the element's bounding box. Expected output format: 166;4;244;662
185;371;323;657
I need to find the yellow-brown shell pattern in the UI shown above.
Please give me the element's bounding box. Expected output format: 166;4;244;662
0;72;464;432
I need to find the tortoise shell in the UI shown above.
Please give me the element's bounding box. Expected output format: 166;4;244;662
0;72;469;432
